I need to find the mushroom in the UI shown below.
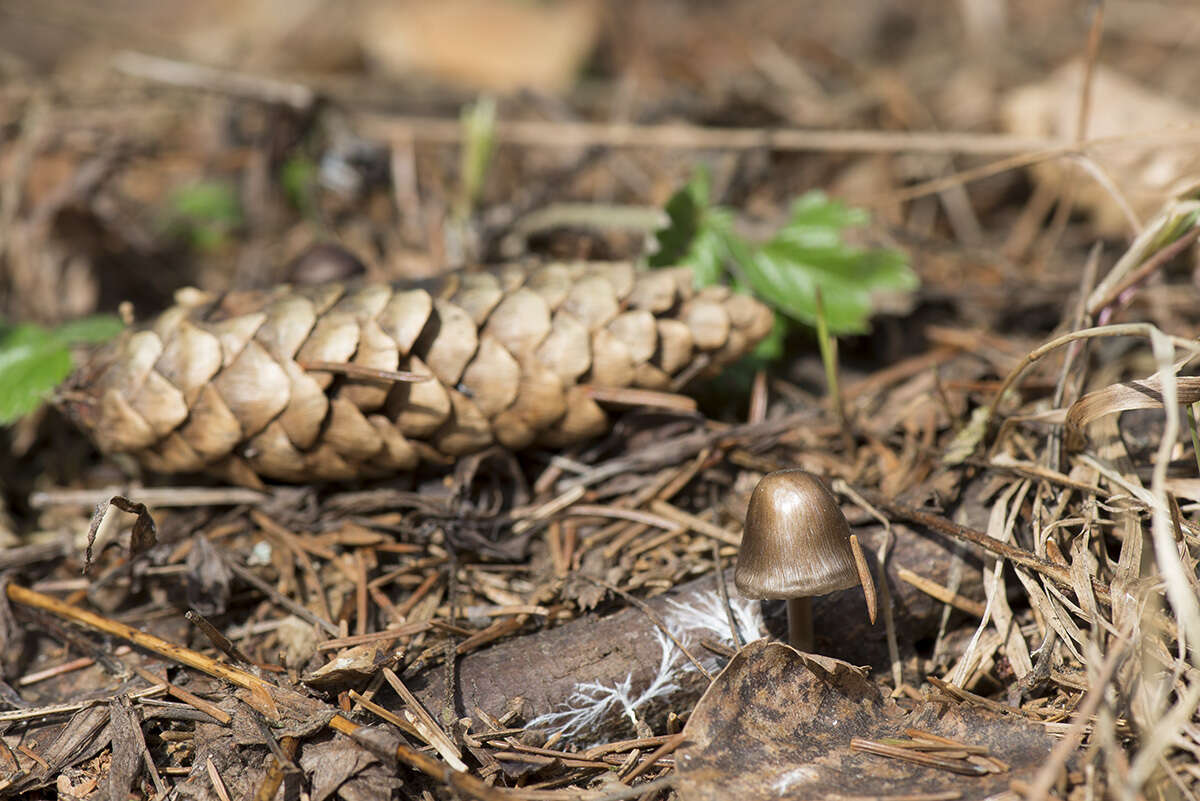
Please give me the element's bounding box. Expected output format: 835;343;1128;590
735;469;877;651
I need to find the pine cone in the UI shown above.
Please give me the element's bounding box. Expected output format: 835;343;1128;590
63;262;774;487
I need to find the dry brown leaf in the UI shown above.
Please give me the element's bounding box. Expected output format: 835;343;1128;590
304;643;386;689
360;0;601;92
676;640;1060;801
1065;375;1200;445
299;737;402;801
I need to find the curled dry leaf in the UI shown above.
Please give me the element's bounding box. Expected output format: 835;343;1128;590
61;261;774;487
1065;375;1200;448
304;643;386;689
83;495;158;575
675;640;1060;801
300;736;405;801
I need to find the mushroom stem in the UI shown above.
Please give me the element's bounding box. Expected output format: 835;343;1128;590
786;596;814;651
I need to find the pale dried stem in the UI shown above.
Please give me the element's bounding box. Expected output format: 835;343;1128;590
986;323;1200;428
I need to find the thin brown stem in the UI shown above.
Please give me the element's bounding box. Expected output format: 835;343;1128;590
787;596;813;651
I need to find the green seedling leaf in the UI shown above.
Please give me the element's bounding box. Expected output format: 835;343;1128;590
281;155;318;215
52;315;126;345
650;167;731;288
748;192;915;334
651;168;709;266
165;181;242;252
651;170;916;384
0;315;123;425
456;96;498;220
0;325;74;424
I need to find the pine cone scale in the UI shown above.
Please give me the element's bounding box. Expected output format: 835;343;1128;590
65;261;775;485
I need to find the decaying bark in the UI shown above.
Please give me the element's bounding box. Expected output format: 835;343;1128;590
410;520;982;742
62;262;773;488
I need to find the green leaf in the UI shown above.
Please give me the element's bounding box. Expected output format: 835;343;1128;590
0;315;123;425
165;181;242;252
650;167;711;268
169;181;241;225
747;192;916;334
651;172;915;353
456;96;498;220
0;324;73;424
50;315;126;346
750;314;788;362
281;155;318;215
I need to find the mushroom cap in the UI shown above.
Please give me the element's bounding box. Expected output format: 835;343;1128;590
735;469;860;600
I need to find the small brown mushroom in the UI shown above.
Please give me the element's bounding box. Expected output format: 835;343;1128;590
735;469;877;651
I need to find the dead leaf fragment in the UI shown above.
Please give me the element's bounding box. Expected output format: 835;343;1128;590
360;0;601;92
1065;375;1200;447
675;640;1059;801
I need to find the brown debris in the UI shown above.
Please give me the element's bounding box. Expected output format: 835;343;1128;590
7;2;1200;800
675;641;1060;801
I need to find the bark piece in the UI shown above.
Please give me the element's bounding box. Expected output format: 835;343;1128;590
411;521;983;743
654;319;694;374
676;641;1058;801
627;270;680;313
588;329;635;387
376;289;433;354
525;263;572;308
536;311;592;384
296;311;360;390
608;309;657;366
155;321;222;405
562;275;619;330
211;340;290;438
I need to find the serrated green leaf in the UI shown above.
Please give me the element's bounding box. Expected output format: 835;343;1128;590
0;324;74;424
650;167;711;269
747;193;916;333
50;315;124;345
684;227;728;288
750;315;788;361
651;170;915;346
784;191;869;234
0;315;122;425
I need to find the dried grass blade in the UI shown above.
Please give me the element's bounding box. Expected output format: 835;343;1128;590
1066;375;1200;439
849;738;989;776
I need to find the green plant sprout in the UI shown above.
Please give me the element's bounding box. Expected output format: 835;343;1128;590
281;154;319;217
454;96;498;222
650;166;917;362
164;180;242;252
813;287;847;433
0;316;124;425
